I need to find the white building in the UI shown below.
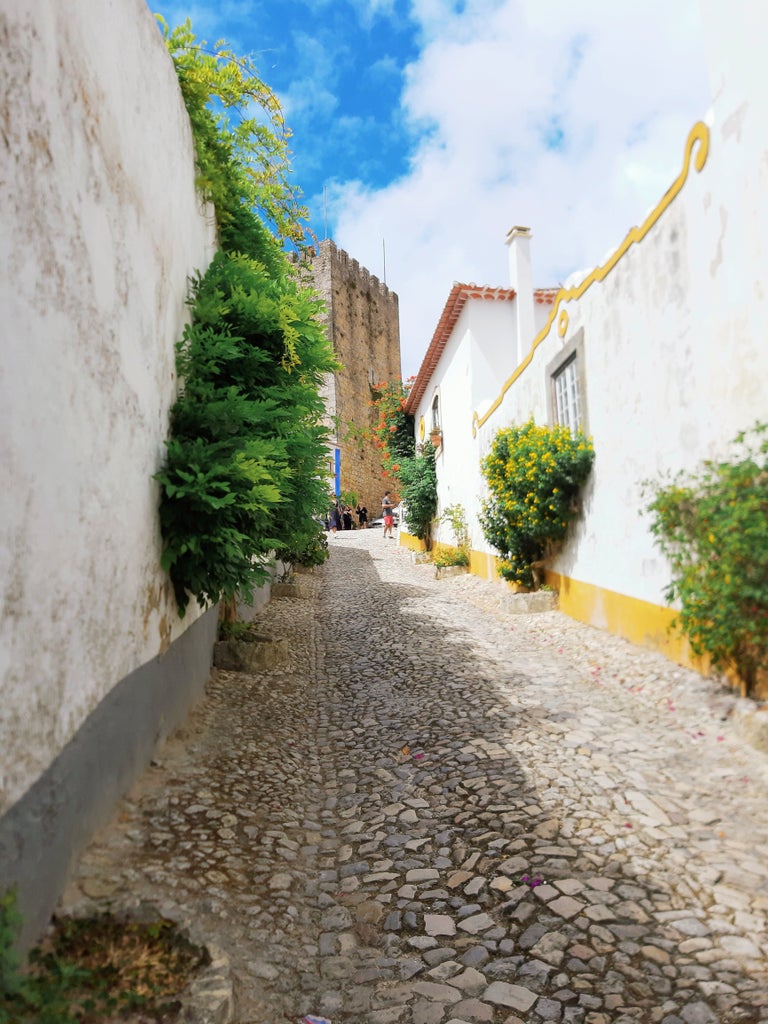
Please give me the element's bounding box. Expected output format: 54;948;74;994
403;1;768;679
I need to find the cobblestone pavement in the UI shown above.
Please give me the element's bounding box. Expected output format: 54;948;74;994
63;530;768;1024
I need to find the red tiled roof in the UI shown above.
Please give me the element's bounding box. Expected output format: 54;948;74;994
404;284;515;415
404;284;559;415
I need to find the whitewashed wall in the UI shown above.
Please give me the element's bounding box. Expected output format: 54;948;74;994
411;296;552;552
478;3;768;610
410;0;768;640
0;0;217;817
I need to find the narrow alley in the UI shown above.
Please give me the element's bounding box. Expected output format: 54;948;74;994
62;531;768;1024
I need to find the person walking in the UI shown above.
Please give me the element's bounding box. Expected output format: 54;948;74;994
381;490;395;539
342;506;353;531
329;502;342;536
356;503;368;529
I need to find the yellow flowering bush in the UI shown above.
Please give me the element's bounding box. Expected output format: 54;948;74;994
480;419;595;588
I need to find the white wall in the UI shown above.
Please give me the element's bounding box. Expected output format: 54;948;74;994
0;0;217;816
411;0;768;633
412;294;557;553
480;15;768;610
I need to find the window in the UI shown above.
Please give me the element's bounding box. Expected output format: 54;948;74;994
553;355;581;433
546;328;587;433
431;393;440;431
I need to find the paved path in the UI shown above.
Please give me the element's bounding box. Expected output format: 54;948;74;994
64;530;768;1023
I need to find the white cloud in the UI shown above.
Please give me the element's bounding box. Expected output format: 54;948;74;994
349;0;399;26
157;0;261;54
281;31;342;121
331;0;712;376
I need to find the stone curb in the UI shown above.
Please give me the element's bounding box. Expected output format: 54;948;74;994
213;635;289;672
434;564;469;579
731;699;768;755
179;940;234;1024
502;590;557;613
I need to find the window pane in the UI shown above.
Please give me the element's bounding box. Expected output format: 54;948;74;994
431;396;440;429
554;358;580;432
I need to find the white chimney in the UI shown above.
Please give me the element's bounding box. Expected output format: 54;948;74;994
505;225;534;365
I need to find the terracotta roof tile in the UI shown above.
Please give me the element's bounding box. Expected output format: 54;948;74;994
404;284;557;415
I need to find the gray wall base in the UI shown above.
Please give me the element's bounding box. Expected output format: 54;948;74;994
0;605;219;950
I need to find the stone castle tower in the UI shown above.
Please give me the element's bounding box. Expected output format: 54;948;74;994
308;239;402;517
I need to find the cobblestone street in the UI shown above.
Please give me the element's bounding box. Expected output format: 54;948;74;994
63;530;768;1024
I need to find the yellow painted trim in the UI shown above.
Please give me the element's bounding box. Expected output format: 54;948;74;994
471;121;710;437
419;416;425;441
398;530;426;552
460;547;710;676
545;570;708;673
403;536;711;678
469;548;500;581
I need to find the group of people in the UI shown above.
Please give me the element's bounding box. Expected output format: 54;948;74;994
327;501;369;533
326;491;397;538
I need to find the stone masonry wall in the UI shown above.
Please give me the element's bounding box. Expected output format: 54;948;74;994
310;240;402;518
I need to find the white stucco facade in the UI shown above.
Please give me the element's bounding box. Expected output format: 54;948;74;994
405;1;768;661
0;0;217;815
408;287;554;555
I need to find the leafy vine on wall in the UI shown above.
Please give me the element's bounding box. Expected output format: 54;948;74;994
155;20;339;614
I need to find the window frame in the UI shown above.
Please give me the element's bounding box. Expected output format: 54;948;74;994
430;391;441;431
546;327;588;434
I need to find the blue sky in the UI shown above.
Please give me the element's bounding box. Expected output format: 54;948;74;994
153;1;714;377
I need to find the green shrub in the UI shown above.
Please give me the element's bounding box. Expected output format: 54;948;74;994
433;503;471;567
480;419;594;589
398;443;438;543
156;254;336;613
644;422;768;695
155;22;338;615
440;503;470;551
274;524;329;569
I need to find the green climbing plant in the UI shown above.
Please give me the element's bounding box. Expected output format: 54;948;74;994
644;421;768;695
367;378;416;485
398;442;438;545
158;17;310;248
434;503;470;567
155;20;338;614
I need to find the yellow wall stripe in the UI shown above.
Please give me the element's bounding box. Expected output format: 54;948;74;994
545;570;709;673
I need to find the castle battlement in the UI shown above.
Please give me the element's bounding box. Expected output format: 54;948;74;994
318;239;397;304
